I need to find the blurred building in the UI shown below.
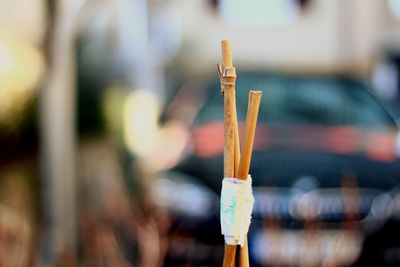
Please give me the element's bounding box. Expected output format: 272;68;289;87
162;0;399;77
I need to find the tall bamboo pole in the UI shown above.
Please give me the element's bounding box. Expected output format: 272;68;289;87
221;40;241;173
221;40;238;267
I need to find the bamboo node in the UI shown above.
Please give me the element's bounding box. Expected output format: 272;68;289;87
223;67;236;78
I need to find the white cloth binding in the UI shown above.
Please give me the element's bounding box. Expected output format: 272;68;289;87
220;175;254;247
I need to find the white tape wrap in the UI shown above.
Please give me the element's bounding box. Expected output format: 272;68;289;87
220;176;254;247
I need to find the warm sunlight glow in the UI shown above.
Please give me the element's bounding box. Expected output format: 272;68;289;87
123;90;160;157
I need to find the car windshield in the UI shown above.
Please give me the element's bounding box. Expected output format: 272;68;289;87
195;73;396;129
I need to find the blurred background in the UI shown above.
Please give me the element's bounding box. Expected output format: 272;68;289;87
1;0;400;266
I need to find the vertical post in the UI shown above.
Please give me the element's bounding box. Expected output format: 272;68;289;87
221;40;241;173
236;91;262;180
221;40;238;267
236;90;262;267
223;67;237;179
40;0;81;263
222;66;237;267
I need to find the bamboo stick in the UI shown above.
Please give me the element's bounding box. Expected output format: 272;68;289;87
222;66;237;267
223;244;237;267
239;238;250;267
236;90;262;267
221;40;238;267
221;40;233;68
236;91;262;180
221;40;241;174
223;67;237;178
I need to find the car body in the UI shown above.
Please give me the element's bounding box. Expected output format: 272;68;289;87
153;72;400;266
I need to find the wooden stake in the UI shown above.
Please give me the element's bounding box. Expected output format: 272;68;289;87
221;40;233;68
236;90;262;267
223;67;237;178
223;244;237;267
221;40;238;267
236;91;262;180
239;238;250;267
221;40;241;175
222;67;237;267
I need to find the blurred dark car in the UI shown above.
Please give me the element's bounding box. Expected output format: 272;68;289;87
153;73;400;267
